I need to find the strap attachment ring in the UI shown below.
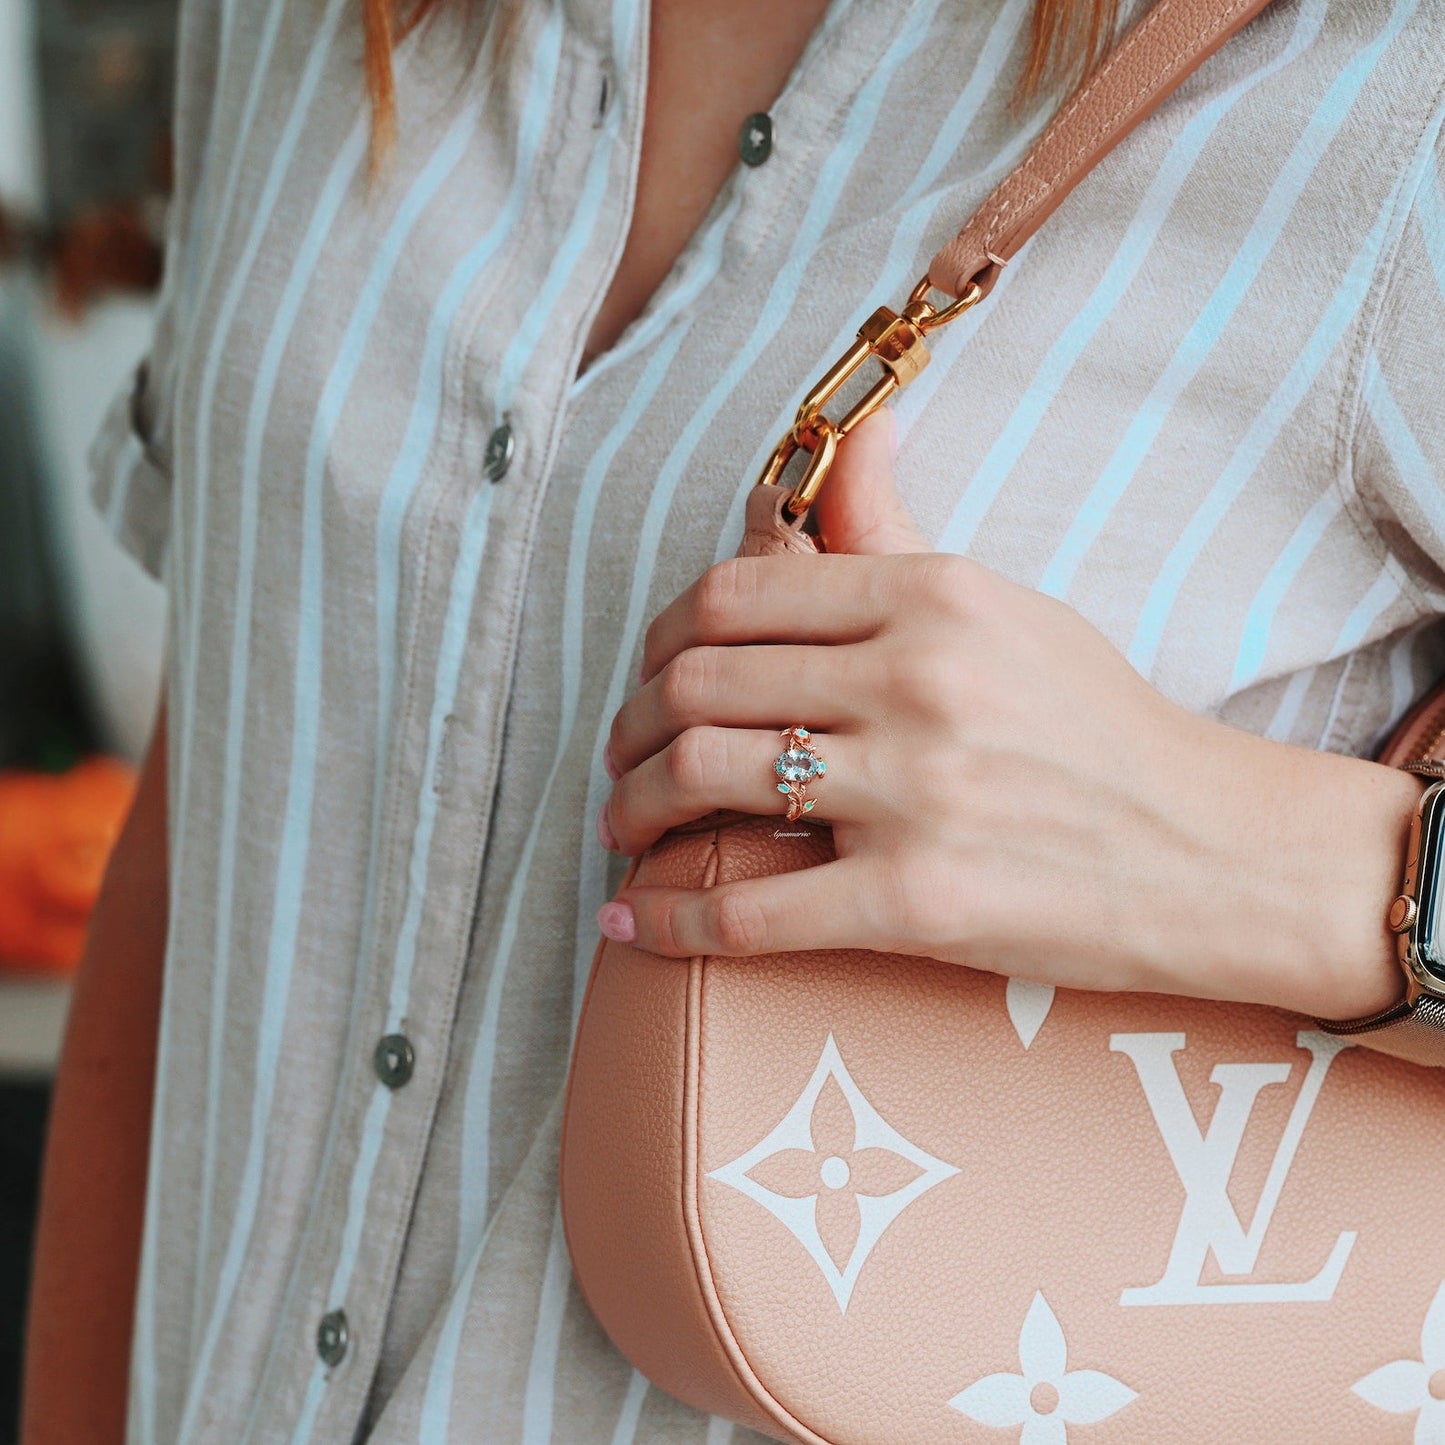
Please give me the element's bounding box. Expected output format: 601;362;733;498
756;275;982;518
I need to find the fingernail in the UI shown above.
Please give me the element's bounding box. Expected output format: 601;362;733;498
596;802;618;851
597;900;635;942
603;740;620;780
638;657;649;685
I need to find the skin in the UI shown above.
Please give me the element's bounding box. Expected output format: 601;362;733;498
23;704;167;1445
598;409;1422;1023
582;0;832;364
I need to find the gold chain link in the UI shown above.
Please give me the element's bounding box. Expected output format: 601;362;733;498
755;274;983;518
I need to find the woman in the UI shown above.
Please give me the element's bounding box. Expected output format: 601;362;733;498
24;0;1445;1438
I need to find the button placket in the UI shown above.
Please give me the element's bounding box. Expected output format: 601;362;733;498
280;30;654;1439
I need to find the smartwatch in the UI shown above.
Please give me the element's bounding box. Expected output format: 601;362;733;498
1320;761;1445;1065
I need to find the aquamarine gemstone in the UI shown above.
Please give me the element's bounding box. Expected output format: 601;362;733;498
776;747;822;783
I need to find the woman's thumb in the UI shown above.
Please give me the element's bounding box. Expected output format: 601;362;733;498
811;408;931;556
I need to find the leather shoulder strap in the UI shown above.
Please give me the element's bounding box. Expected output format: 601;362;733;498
928;0;1273;300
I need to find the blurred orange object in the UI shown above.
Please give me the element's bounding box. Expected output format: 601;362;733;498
0;757;138;977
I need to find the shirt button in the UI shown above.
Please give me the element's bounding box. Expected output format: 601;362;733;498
593;59;614;128
316;1310;349;1367
373;1033;415;1089
738;111;774;167
484;420;514;482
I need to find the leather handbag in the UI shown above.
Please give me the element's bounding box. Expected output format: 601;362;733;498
560;4;1445;1440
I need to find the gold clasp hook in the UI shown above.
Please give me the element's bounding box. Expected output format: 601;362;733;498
755;274;982;518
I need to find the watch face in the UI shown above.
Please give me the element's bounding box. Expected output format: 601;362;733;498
1416;786;1445;987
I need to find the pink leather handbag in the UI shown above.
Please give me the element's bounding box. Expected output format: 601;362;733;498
561;4;1445;1440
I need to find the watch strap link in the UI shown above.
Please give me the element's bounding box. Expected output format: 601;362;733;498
1321;994;1445;1067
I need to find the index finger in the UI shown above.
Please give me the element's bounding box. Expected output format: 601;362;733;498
640;552;892;684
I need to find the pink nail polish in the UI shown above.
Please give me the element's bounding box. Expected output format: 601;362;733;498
603;740;620;780
596;802;618;851
597;900;635;943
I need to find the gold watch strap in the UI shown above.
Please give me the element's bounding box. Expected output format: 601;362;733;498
1305;633;1445;1062
1315;763;1445;1066
1320;994;1445;1066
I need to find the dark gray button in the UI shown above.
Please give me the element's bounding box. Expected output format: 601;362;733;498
739;112;773;167
484;420;514;482
373;1033;415;1089
316;1310;349;1367
593;60;614;129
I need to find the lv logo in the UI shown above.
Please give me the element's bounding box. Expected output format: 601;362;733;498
1110;1030;1355;1306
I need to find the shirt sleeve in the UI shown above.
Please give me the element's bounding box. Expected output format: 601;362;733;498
86;0;220;584
1350;143;1445;605
88;342;175;582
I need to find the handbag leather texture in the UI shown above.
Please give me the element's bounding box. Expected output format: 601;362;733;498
560;2;1445;1439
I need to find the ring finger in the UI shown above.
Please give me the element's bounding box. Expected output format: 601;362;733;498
602;725;870;856
609;644;872;776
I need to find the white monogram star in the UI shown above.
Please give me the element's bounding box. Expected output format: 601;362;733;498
950;1292;1136;1443
1353;1279;1445;1442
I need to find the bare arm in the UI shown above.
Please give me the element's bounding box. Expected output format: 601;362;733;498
22;699;168;1445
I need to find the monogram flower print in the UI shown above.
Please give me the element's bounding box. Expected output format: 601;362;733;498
707;1034;959;1310
743;1074;925;1276
1353;1279;1445;1442
950;1292;1137;1443
1006;978;1055;1049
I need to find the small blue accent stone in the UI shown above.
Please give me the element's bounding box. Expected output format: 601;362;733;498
777;783;789;793
817;760;826;772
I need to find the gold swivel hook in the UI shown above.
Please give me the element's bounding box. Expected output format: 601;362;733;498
754;275;983;518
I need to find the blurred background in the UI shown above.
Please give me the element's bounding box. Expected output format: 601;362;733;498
1;0;173;1434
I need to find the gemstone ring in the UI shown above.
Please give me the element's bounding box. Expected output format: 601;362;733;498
772;725;826;822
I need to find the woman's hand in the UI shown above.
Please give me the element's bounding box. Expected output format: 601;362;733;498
597;410;1418;1021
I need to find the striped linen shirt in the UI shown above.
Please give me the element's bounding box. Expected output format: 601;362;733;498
90;0;1445;1436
